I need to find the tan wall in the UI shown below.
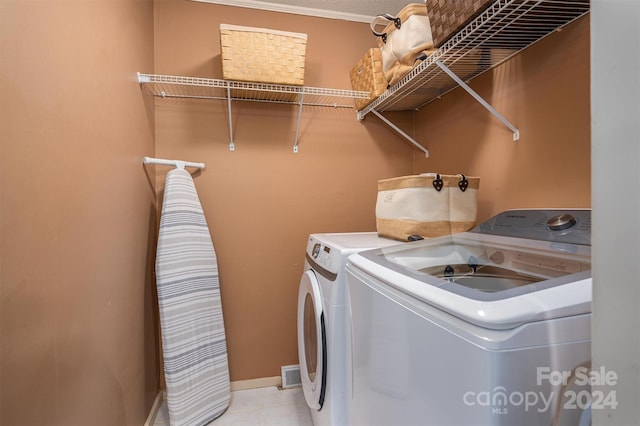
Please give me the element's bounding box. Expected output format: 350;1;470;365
152;0;414;381
0;1;158;425
0;0;592;416
412;17;591;221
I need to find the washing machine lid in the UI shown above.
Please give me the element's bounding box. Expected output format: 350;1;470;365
351;210;592;329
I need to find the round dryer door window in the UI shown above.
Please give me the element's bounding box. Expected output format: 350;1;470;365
297;270;326;411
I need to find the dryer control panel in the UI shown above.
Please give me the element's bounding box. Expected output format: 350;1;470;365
311;242;336;272
305;232;400;280
306;237;341;278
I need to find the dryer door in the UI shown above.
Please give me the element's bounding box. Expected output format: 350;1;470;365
297;270;326;411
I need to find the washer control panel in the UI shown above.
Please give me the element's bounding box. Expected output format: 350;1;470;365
472;209;591;245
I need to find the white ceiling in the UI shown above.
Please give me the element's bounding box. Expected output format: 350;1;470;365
191;0;412;23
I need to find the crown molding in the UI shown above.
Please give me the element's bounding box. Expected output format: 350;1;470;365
190;0;374;23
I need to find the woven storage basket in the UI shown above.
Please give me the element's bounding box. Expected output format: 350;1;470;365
220;24;307;85
425;0;495;47
350;48;388;110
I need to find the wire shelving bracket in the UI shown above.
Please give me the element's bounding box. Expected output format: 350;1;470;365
357;0;590;152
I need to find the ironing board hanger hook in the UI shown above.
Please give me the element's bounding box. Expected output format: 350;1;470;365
142;156;205;170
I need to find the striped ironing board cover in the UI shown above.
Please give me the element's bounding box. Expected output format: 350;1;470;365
155;168;230;426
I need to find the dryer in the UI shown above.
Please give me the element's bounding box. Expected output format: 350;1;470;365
297;232;397;426
346;210;593;426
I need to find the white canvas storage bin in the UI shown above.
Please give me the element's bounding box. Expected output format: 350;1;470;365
376;173;479;241
370;3;436;85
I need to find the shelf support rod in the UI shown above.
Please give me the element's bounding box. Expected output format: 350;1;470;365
226;82;235;151
293;91;305;153
371;110;429;157
435;60;520;141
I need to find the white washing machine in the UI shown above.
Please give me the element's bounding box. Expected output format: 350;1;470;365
346;210;593;426
297;232;398;426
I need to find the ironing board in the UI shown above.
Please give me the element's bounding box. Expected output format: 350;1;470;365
155;168;230;425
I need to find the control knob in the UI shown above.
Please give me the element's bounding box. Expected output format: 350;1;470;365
547;213;577;231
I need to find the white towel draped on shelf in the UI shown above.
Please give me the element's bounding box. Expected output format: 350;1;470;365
155;168;230;426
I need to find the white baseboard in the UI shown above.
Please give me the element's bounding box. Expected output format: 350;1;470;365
230;376;281;391
143;391;166;426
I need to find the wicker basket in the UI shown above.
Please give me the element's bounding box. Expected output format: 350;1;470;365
220;24;307;85
350;48;388;110
425;0;495;47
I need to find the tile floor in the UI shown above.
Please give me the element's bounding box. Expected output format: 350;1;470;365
153;386;313;426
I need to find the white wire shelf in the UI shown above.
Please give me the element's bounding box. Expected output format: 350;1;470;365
360;0;590;116
138;73;370;153
138;73;369;108
357;0;590;156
